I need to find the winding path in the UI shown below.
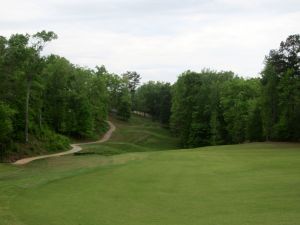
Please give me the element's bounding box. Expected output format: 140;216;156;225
13;121;116;165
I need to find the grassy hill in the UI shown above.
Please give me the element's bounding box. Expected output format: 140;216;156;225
0;116;300;225
79;116;179;155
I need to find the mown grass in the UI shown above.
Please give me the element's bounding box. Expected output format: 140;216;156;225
0;116;300;225
79;115;179;155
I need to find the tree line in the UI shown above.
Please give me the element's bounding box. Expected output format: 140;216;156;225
134;34;300;147
0;31;299;160
0;31;139;160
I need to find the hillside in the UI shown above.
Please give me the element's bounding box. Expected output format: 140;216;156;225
79;115;179;155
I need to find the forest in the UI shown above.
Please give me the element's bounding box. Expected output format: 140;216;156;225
0;31;299;160
131;34;300;147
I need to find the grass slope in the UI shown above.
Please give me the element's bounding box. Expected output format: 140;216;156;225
79;116;179;155
0;116;300;225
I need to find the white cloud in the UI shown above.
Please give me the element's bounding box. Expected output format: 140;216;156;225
1;0;300;83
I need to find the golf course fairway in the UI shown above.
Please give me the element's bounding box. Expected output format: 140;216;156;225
0;117;299;225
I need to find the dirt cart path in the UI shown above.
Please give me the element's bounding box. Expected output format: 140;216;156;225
13;121;116;165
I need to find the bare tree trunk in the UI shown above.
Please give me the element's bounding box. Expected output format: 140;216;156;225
25;77;32;143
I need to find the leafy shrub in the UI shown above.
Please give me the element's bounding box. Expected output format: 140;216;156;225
38;127;70;152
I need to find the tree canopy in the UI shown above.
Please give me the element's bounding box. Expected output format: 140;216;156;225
1;32;299;160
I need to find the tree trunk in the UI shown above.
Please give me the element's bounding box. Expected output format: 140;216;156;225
39;108;42;130
0;143;3;162
25;77;32;143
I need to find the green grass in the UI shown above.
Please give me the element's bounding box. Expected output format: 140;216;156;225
0;116;300;225
79;115;179;155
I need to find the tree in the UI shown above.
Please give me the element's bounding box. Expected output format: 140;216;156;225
43;58;109;138
261;34;300;141
134;81;172;124
122;71;141;99
117;87;131;121
89;69;109;134
43;55;72;133
24;31;57;142
99;71;123;111
170;70;235;147
0;31;116;160
0;102;15;159
220;78;261;143
3;31;58;143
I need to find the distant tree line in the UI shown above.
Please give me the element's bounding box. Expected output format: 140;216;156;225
0;32;299;160
133;81;172;125
170;70;262;147
133;34;300;147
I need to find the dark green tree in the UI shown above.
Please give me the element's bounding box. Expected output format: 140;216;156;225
117;87;131;121
122;71;141;101
261;34;300;141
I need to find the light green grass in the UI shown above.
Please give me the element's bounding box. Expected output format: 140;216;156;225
0;116;300;225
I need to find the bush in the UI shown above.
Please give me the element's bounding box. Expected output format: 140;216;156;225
38;127;70;152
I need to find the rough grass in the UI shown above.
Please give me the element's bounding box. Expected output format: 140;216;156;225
0;116;299;225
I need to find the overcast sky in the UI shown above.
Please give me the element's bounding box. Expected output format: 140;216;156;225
1;0;299;83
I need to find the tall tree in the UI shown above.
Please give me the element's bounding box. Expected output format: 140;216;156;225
261;34;300;141
122;71;141;99
134;81;172;125
117;87;131;121
5;31;58;143
0;102;15;159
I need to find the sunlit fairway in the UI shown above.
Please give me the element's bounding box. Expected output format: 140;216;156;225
0;117;300;225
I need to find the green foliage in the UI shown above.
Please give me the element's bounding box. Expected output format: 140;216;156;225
261;34;300;141
220;78;262;143
1;30;299;160
170;70;237;147
117;87;132;121
170;70;265;147
246;104;263;141
97;68;133;121
170;35;300;147
0;102;15;142
0;32;119;160
0;102;15;159
38;56;109;140
134;81;172;124
38;127;70;152
122;71;141;96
